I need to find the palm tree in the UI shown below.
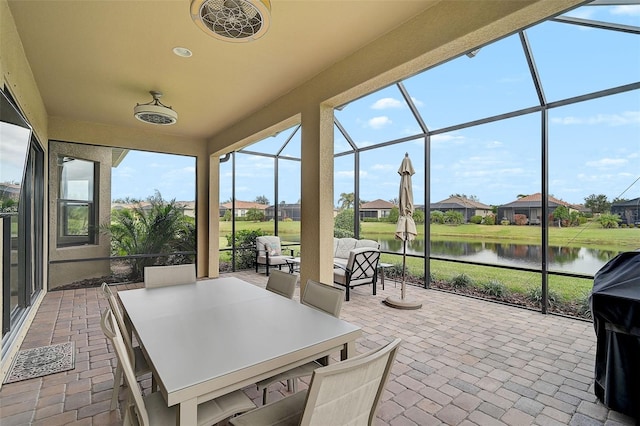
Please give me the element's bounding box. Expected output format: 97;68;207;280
104;191;195;280
338;192;355;210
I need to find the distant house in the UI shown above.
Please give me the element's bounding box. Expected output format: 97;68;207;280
359;199;395;220
430;196;492;222
611;197;640;226
265;203;301;221
498;193;576;225
219;201;269;218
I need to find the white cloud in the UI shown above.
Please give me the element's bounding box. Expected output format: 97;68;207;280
611;5;640;16
551;111;640;126
585;158;628;168
577;173;616;182
371;98;403;110
486;140;503;148
335;170;354;179
371;164;394;171
368;116;392;129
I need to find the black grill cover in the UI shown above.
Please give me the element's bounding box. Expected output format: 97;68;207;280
589;250;640;420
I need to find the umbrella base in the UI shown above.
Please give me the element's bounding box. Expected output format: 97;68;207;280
383;296;422;310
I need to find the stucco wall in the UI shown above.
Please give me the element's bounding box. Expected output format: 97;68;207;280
48;141;112;289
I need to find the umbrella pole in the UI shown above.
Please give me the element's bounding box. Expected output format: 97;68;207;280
383;223;421;310
401;238;407;300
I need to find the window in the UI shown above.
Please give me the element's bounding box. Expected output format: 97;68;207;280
57;156;97;246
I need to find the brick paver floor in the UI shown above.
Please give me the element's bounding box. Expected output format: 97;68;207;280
0;271;636;425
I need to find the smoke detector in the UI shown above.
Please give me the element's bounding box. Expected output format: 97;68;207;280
133;91;178;125
190;0;271;43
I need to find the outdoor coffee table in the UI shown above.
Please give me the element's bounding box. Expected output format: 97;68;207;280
118;277;361;426
285;257;301;273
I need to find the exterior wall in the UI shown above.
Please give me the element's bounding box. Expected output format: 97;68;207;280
48;141;112;289
0;0;49;384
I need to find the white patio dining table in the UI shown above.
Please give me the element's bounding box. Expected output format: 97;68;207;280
118;276;362;426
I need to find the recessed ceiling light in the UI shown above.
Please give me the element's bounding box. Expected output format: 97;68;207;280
173;47;193;58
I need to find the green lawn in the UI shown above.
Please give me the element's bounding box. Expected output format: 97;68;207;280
220;220;639;251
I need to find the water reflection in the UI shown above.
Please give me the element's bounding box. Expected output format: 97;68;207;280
375;237;620;275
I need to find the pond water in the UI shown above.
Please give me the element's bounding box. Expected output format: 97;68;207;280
372;237;622;276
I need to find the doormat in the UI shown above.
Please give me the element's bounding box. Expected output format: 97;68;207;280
4;342;75;384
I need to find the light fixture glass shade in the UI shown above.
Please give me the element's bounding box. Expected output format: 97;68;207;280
190;0;271;43
133;91;178;125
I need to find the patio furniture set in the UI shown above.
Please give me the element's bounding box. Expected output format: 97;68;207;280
255;235;389;301
98;264;399;425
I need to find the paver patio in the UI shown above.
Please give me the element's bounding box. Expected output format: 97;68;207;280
0;271;635;425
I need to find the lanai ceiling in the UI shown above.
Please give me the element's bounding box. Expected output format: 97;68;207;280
7;0;443;140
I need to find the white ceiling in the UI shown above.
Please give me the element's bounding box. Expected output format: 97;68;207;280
7;0;442;140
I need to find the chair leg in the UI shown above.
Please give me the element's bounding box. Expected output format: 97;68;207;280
346;285;350;301
111;362;123;410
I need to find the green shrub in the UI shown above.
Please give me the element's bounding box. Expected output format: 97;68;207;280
577;293;592;319
597;213;621;229
335;209;356;235
226;229;266;270
413;209;425;224
444;210;464;225
481;279;508;298
431;210;444;224
526;287;561;308
334;227;354;238
384;262;405;279
500;219;510;226
469;215;482;224
482;214;496;225
451;273;474;288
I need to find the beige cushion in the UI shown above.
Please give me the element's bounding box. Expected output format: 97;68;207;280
256;255;291;266
355;239;379;249
256;236;282;256
334;237;358;259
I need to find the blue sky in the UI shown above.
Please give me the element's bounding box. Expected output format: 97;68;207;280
112;3;640;208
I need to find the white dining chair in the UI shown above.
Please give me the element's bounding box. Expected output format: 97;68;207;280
144;264;196;288
232;338;402;426
101;283;153;410
265;270;298;299
256;279;345;404
102;307;255;426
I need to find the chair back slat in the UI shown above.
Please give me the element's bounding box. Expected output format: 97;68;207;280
266;270;298;299
300;338;401;426
348;249;380;281
102;283;138;361
301;279;344;318
144;264;196;288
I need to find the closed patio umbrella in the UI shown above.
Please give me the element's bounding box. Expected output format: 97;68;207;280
384;153;422;310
